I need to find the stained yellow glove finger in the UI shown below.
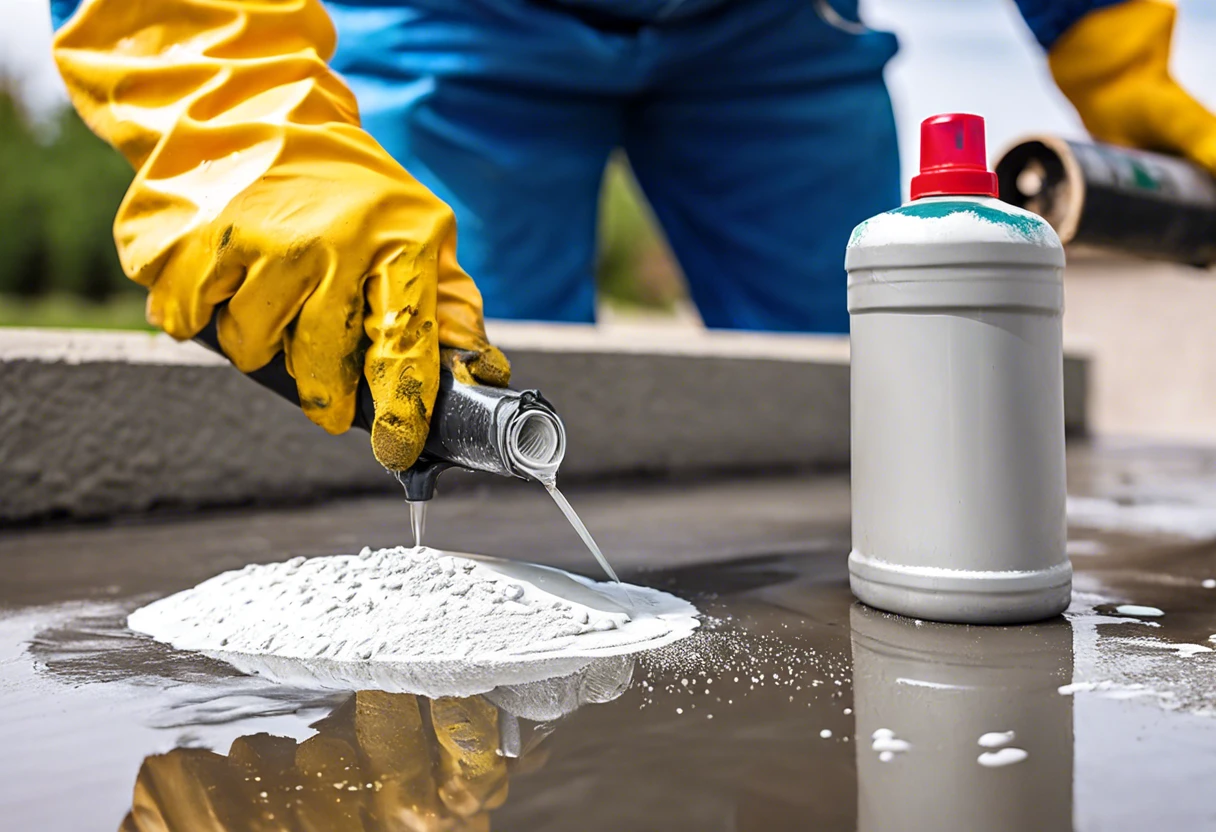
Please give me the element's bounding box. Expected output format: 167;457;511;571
442;346;512;389
430;696;509;817
215;253;318;376
123;749;259;832
361;243;441;471
281;255;370;434
1050;0;1216;175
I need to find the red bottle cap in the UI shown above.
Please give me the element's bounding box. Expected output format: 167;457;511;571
909;113;999;200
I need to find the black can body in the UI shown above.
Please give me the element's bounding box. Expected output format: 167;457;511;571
996;137;1216;268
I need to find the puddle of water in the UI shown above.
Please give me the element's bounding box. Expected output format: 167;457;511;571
6;541;1216;830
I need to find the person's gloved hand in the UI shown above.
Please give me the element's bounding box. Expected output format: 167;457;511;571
1049;0;1216;175
51;0;509;471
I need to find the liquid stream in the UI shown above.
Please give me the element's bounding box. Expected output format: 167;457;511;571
404;482;620;584
544;482;621;583
408;500;427;549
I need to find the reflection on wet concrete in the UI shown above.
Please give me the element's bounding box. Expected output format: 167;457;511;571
850;606;1072;832
7;443;1216;830
120;660;633;832
123;692;510;831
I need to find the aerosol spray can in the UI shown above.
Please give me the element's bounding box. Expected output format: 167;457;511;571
996;135;1216;267
846;113;1070;624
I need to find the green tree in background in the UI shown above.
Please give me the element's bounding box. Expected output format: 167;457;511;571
596;157;687;312
0;85;134;302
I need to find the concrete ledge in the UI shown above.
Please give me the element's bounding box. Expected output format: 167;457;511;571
0;330;384;523
0;324;1088;523
489;322;853;478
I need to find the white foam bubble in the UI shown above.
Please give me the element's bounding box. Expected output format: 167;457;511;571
871;728;911;757
978;730;1016;748
978;747;1028;767
1113;605;1164;618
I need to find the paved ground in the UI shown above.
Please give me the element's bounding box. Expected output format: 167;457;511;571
4;440;1216;830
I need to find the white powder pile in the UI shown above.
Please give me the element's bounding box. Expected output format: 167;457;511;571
129;546;698;695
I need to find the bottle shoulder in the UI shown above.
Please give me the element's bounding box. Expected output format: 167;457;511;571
848;196;1062;253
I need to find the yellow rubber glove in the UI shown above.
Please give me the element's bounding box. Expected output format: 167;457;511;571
1050;0;1216;175
51;0;509;471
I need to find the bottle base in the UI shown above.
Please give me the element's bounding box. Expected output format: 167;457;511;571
849;550;1072;625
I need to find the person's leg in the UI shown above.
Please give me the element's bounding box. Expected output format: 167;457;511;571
325;0;630;322
623;0;901;333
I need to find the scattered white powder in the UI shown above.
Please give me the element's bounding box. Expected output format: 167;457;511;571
1057;680;1155;700
1067;596;1215;715
1122;637;1213;658
978;748;1028;768
128;547;699;697
820;729;832;739
978;730;1016;748
1171;644;1213;658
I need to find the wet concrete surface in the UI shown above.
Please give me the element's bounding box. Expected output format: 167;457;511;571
4;441;1216;830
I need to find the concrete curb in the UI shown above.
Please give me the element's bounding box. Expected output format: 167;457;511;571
0;324;1088;523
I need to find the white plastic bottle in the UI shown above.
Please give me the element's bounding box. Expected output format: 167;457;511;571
846;113;1070;624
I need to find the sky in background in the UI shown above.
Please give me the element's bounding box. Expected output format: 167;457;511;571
3;0;1215;192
